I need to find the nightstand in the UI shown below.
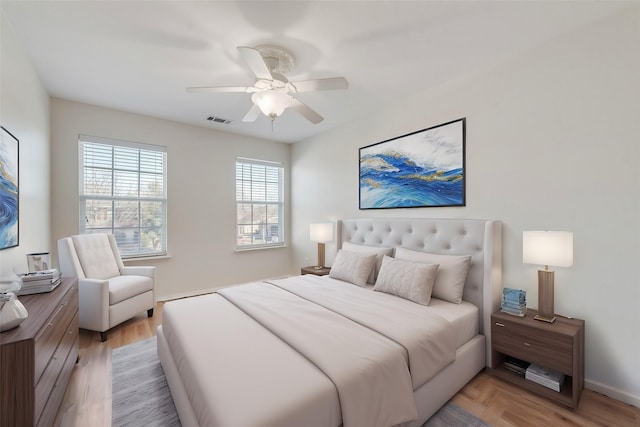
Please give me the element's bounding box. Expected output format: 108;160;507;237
490;309;585;408
301;266;331;276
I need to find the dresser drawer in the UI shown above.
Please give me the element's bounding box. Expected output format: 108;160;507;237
33;285;78;383
34;312;78;423
492;318;573;374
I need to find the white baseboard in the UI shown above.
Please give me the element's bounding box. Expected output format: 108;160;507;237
585;379;640;408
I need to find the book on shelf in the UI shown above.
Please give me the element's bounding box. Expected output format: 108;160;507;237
500;305;527;317
501;287;526;316
502;287;526;304
16;278;61;295
525;363;565;392
19;268;60;282
503;356;531;377
17;270;62;295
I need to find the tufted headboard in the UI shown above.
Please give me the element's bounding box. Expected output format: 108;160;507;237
340;218;502;367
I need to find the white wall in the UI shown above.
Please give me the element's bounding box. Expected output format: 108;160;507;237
50;99;292;300
0;11;51;280
291;8;640;405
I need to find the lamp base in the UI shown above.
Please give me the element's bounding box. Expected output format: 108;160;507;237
534;314;557;323
316;242;325;270
535;269;556;324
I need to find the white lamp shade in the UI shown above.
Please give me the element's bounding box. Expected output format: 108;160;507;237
251;91;290;118
310;223;333;243
523;231;573;267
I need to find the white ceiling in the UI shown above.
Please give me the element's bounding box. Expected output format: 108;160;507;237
1;1;630;143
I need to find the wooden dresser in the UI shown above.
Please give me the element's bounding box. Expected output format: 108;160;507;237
0;277;79;427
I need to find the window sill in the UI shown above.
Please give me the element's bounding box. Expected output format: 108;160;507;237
122;254;171;263
235;245;288;253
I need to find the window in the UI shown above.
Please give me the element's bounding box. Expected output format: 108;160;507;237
79;135;167;258
236;158;284;250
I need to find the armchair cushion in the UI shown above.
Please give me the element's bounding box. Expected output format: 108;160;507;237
109;275;154;305
71;234;120;280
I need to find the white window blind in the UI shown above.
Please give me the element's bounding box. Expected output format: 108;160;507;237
79;135;167;258
236;158;284;249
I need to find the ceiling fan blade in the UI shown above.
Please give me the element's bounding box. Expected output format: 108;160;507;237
187;86;251;93
242;104;262;122
237;46;273;80
290;77;349;92
289;98;324;124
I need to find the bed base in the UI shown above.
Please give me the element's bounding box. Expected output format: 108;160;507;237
157;326;485;427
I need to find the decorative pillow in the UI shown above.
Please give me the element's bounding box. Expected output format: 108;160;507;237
329;250;377;287
394;247;472;304
373;256;439;305
341;242;394;284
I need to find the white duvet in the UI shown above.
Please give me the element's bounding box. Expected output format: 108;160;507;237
163;275;456;427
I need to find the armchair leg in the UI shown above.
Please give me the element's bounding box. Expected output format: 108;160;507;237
100;331;107;342
147;308;154;317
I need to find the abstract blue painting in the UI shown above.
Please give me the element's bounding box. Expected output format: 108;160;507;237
360;118;465;209
0;126;19;250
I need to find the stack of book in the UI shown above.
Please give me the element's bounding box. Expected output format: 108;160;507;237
501;287;527;317
18;269;62;295
503;356;531;377
525;363;565;392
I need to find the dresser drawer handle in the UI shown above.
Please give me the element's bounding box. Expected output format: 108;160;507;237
524;342;531;347
495;322;505;327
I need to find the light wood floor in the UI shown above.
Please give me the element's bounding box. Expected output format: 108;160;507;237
55;301;639;427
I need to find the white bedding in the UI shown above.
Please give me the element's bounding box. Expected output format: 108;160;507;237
162;289;342;427
162;275;463;427
341;276;479;349
219;281;420;427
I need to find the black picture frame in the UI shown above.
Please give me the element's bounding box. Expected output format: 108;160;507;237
0;126;19;250
359;118;465;210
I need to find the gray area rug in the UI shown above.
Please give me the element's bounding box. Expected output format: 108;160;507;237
112;337;180;427
112;336;492;427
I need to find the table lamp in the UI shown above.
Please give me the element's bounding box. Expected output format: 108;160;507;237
310;223;333;269
523;231;573;323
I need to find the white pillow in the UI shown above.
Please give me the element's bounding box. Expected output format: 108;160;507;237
329;250;377;287
341;242;394;284
373;256;439;305
394;247;472;304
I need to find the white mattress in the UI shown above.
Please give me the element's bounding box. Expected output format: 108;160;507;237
325;276;479;349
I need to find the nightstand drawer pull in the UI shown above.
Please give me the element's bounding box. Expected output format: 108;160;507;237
524;342;531;347
494;322;505;327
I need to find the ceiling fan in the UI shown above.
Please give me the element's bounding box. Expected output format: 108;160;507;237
187;45;348;124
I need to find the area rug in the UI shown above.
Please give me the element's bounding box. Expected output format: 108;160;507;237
112;336;492;427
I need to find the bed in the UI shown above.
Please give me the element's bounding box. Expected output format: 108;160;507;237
157;218;502;427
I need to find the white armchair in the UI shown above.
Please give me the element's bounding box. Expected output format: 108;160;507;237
57;233;155;342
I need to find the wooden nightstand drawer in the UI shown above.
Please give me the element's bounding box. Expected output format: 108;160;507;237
490;309;585;408
492;319;573;374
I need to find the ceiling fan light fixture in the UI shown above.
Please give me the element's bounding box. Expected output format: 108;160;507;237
251;91;290;120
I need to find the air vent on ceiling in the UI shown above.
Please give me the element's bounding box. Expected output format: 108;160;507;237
206;116;232;124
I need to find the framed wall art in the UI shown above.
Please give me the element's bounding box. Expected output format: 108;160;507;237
359;118;465;209
0;126;19;250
